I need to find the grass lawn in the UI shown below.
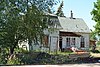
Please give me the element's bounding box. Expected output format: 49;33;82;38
90;45;100;58
52;51;75;55
91;52;100;57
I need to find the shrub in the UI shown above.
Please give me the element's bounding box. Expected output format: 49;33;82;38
91;50;100;53
0;48;8;64
7;55;20;65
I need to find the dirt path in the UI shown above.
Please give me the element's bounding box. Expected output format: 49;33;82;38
1;63;100;67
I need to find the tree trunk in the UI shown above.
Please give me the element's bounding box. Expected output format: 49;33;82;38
10;47;15;55
10;39;18;55
28;39;32;51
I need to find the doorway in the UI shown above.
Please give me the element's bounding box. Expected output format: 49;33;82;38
59;37;62;51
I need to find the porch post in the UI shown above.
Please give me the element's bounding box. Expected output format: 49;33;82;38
49;36;51;53
56;36;59;54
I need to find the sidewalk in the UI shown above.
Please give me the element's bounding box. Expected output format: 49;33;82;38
1;63;100;67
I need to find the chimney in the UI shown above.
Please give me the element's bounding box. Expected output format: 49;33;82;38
70;10;73;19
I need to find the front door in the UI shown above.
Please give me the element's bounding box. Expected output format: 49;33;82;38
59;37;62;50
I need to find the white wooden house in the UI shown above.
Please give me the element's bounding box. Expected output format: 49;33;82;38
18;11;91;52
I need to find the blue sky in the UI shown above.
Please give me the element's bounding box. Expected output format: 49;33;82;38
54;0;97;30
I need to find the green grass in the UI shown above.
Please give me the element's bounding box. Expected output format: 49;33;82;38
49;51;74;56
90;52;100;57
90;45;100;57
32;49;74;55
57;51;74;55
96;45;100;50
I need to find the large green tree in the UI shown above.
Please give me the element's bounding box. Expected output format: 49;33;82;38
91;0;100;36
0;0;59;54
90;30;97;40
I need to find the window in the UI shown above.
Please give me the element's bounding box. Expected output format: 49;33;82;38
66;38;70;47
81;37;85;48
43;35;49;47
72;38;75;45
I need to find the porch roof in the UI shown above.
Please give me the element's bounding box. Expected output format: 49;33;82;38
59;31;81;37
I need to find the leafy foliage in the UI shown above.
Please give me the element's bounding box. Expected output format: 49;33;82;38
97;41;100;45
6;51;99;65
90;31;97;40
0;48;8;64
91;0;100;35
7;52;71;65
0;0;59;65
0;0;59;55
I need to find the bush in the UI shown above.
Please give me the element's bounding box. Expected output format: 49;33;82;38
0;48;8;64
16;52;70;65
7;55;20;65
97;41;100;45
91;50;100;53
4;51;76;65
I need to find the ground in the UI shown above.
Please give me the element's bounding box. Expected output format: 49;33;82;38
1;45;100;65
1;63;100;67
91;53;100;57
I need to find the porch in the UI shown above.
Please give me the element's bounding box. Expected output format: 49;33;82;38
59;31;85;51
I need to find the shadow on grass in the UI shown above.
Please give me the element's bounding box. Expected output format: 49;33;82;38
91;50;100;53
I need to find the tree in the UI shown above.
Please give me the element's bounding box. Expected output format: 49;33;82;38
91;0;100;36
90;30;97;40
48;7;53;14
56;1;64;17
0;0;59;54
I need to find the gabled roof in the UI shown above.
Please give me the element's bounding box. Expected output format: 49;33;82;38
44;12;57;17
58;17;91;33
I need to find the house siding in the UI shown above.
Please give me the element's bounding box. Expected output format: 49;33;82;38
49;30;59;52
50;36;58;51
84;34;90;50
61;36;81;48
62;37;66;48
18;40;29;51
79;33;90;50
76;37;81;48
